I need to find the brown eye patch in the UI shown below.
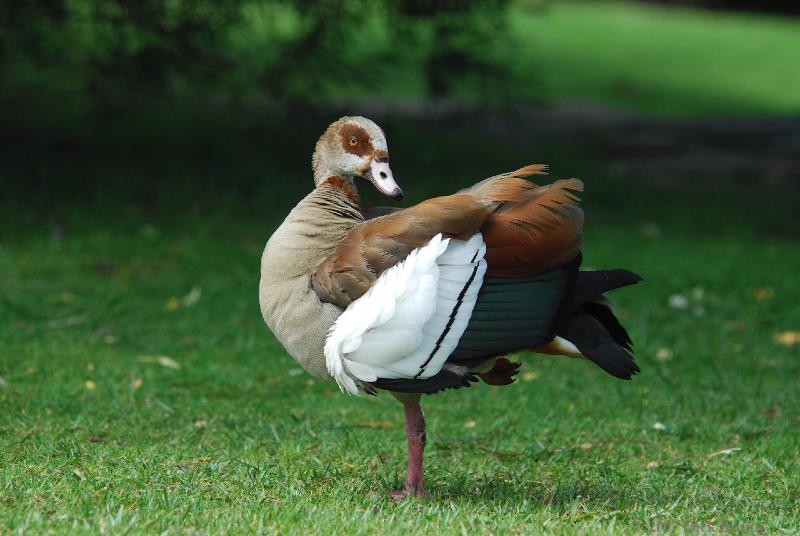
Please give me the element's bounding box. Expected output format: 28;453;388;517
339;124;373;157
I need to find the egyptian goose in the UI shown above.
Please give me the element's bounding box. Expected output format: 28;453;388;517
259;116;642;499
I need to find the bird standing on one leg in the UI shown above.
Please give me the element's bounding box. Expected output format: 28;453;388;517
259;116;642;499
392;393;426;499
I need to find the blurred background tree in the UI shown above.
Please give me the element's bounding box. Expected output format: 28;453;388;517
0;0;522;122
2;0;798;117
392;0;518;102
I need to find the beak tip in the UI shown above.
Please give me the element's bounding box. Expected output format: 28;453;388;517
392;188;404;201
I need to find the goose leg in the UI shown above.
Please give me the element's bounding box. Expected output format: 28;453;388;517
390;396;426;499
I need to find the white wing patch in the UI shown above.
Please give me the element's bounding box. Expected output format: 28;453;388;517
325;233;487;395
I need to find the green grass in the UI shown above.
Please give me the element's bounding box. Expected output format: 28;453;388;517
512;1;800;115
2;123;799;534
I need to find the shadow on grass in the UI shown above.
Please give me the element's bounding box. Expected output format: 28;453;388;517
429;470;644;515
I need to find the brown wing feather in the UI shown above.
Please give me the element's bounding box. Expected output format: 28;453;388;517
480;177;584;277
312;194;489;308
461;164;549;202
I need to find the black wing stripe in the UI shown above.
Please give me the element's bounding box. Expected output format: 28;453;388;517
413;250;481;379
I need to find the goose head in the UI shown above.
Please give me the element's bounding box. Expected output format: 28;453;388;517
312;116;403;201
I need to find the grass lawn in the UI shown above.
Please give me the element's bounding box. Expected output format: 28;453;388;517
1;121;799;533
512;1;800;115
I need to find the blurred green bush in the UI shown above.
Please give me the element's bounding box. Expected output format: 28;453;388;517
0;0;527;121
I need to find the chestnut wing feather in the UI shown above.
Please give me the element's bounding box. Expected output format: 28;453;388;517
462;166;584;277
481;178;584;277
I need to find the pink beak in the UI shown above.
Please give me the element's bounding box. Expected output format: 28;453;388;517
367;159;403;201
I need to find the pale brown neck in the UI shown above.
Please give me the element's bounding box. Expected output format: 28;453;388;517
261;179;363;283
317;176;363;215
312;140;336;186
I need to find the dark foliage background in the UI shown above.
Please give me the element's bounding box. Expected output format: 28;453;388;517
0;0;518;116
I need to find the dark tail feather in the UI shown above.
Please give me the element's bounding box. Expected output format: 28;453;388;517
557;268;642;380
583;300;633;351
558;309;640;379
565;269;642;314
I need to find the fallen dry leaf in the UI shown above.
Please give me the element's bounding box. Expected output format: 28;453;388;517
774;331;800;347
164;288;202;311
73;468;86;481
48;314;88;329
132;378;143;390
357;421;395;429
137;355;181;369
709;447;741;458
158;356;181;369
194;420;207;429
656;347;673;362
646;461;660;469
84;380;96;390
580;442;593;450
182;287;202;307
464;421;477;429
668;294;689;310
752;287;774;302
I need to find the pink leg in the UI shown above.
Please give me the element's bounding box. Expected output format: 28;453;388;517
390;399;426;499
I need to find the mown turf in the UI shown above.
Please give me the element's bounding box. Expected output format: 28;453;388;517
512;1;800;115
1;126;799;533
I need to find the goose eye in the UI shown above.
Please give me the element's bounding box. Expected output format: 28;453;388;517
348;136;359;147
